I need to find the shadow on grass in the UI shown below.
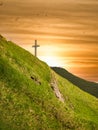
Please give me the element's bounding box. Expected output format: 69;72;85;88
52;67;98;98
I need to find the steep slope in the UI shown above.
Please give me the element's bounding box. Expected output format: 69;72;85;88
52;67;98;98
0;35;98;130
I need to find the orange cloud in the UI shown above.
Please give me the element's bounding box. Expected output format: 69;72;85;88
0;0;98;82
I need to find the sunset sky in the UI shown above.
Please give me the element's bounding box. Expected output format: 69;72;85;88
0;0;98;82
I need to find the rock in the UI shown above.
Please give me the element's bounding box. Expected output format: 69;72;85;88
51;73;64;103
31;76;41;85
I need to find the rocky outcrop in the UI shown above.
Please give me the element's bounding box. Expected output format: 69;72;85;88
51;72;64;103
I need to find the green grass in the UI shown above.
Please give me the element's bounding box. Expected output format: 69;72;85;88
55;73;98;129
0;35;98;130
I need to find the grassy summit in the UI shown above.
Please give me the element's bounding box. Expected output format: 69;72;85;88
0;35;98;130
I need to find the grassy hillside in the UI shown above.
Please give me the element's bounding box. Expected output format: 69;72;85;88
52;67;98;98
0;35;98;130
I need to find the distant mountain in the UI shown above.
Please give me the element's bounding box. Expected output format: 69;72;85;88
52;67;98;98
0;35;98;130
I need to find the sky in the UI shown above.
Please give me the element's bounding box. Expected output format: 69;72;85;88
0;0;98;82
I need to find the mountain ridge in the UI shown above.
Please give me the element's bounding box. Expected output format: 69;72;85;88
52;67;98;98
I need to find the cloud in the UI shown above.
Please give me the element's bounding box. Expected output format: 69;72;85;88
0;0;98;81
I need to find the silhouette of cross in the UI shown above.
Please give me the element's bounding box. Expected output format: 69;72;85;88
32;40;40;57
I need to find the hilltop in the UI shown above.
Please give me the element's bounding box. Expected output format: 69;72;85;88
0;35;98;130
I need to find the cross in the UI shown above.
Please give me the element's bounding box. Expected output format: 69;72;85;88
32;40;40;57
